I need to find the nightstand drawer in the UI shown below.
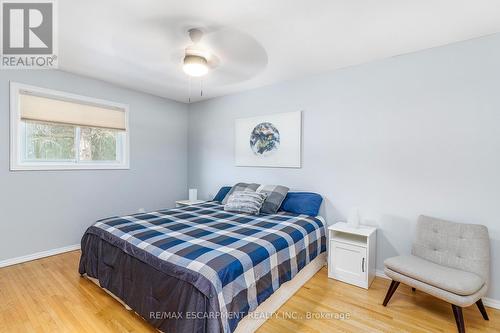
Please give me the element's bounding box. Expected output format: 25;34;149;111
329;240;367;288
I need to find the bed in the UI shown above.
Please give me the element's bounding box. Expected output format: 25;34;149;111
79;200;326;333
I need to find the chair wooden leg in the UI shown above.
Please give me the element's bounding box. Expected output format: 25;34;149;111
476;299;489;321
383;280;400;306
452;304;465;333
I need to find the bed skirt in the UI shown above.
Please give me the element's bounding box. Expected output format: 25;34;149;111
80;232;326;333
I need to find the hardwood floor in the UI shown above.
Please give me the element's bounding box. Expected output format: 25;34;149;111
0;251;498;333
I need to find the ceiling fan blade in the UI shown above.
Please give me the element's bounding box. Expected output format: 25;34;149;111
201;28;268;83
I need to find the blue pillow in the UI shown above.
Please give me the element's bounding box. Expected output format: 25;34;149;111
279;192;323;216
213;186;232;202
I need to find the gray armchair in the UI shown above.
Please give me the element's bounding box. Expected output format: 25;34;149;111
382;215;490;333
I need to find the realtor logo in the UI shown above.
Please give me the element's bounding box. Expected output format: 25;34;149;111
1;0;57;68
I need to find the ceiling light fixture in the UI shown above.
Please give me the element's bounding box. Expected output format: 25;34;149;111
183;54;209;77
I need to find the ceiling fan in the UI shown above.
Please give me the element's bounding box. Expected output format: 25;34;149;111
182;28;217;77
112;19;268;101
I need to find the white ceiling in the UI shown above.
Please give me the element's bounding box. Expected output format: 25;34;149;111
59;0;500;103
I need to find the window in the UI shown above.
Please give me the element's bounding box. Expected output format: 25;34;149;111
10;82;129;170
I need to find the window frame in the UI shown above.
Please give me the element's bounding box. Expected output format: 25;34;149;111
10;82;130;171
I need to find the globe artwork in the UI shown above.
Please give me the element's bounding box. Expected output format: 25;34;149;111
249;122;280;156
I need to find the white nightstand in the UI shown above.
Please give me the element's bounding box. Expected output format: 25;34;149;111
175;200;206;207
328;222;377;289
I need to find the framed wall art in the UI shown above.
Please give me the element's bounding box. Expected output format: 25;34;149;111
235;111;301;168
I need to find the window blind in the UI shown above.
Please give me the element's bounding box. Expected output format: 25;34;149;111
19;91;126;131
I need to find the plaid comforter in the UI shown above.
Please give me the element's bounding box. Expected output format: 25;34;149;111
91;201;326;332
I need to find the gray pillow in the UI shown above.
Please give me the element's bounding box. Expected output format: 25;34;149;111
224;191;267;215
257;185;290;214
221;182;260;204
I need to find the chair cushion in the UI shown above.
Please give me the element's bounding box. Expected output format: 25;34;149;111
384;255;484;296
412;215;490;282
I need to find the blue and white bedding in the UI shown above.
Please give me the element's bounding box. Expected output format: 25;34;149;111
81;201;326;332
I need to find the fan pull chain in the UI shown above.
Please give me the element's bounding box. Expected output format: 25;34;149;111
187;78;205;102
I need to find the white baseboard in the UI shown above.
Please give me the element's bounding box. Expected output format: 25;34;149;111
376;269;389;280
483;297;500;309
0;244;80;268
375;269;500;310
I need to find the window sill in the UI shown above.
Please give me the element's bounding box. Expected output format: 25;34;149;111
10;163;130;171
